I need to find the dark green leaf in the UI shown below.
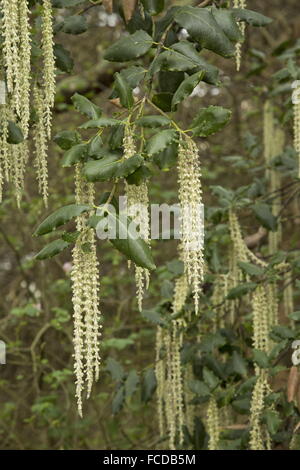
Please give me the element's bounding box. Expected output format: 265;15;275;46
114;72;134;109
227;282;257;299
71;93;102;119
174;6;235;58
106;357;125;382
104;30;153;62
190;106;232;137
171;41;220;85
61;143;88;167
252;203;277;231
35;239;70;260
53;130;81;150
232;8;272;27
125;370;139;397
188;380;210;397
80;117;122;129
84;154;143;182
135;115;171;128
54;44;74;73
153;141;178;170
112;386;125;414
7;121;24;144
61;15;87;34
34;204;91;236
146;129;177;155
126;164;152;185
141;309;167;326
252;349;270;368
211;7;243;42
171;71;204;109
151;92;173;112
238;261;264;277
141;368;157;402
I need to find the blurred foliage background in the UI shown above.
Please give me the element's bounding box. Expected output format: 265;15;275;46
0;0;300;450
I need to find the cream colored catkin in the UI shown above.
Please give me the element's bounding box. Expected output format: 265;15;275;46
41;0;56;139
177;138;204;314
18;0;31;137
123;124;150;311
33;84;49;206
207;397;220;450
71;165;102;416
233;0;247;71
293;82;300;178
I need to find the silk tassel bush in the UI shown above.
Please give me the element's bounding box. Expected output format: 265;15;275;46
233;0;247;71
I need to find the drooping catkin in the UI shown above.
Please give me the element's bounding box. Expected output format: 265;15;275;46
177;137;204;315
155;271;189;449
18;0;31;137
283;270;294;323
293;82;300;178
71;165;102;416
1;0;19;96
207;397;220;450
233;0;247;71
33;84;49;206
123;124;150;311
41;0;56;139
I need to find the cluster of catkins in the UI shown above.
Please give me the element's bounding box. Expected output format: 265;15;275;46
293;82;300;178
233;0;247;71
71;164;102;416
0;0;55;205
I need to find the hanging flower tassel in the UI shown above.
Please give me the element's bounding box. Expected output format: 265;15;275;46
71;165;102;416
293;82;300;178
207;397;221;450
177;137;204;315
233;0;247;71
18;0;31;138
33;84;49;206
123;123;150;311
41;0;56;139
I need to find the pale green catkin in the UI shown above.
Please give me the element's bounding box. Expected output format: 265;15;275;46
233;0;247;71
293;82;300;178
71;165;102;416
33;84;49;206
177;138;204;315
41;0;56;139
207;397;220;450
18;0;31;137
123;124;150;311
1;0;19;96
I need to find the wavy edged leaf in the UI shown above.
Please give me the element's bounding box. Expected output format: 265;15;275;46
7;121;24;144
53;130;81;150
71;93;102;119
211;7;243;42
135;115;171;128
61;15;87;35
35;239;70;260
84;154;143;182
114;72;134;109
80;117;122;129
146;129;177;155
231;8;273;27
174;6;235;58
34;204;91;236
171;41;220;85
172;71;204;109
190;106;232;137
61;143;88;167
104;30;153;62
252;203;277;231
